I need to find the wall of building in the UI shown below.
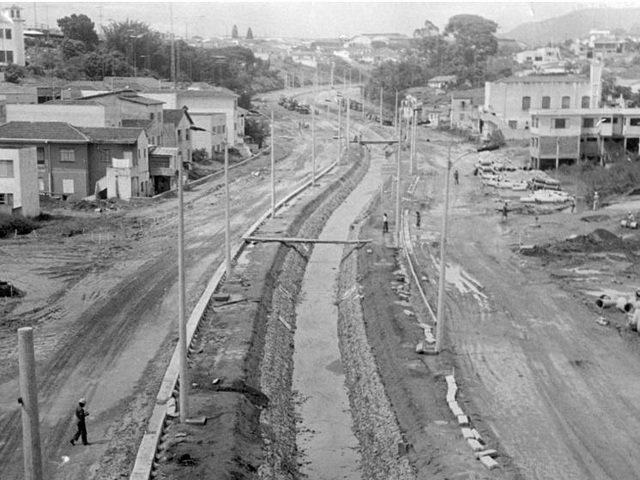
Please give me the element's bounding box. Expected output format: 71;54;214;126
0;146;38;216
189;112;226;156
6;104;107;126
485;79;591;130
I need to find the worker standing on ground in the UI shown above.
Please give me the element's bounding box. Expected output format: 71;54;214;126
70;398;90;446
416;211;421;228
570;196;576;213
502;202;509;220
454;169;459;185
383;213;389;234
593;191;600;211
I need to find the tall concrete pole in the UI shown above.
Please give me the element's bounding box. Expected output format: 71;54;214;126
435;144;452;354
18;327;43;480
410;110;417;176
337;97;342;164
224;141;231;278
379;87;383;126
359;69;364;120
346;95;350;159
330;61;334;87
395;126;402;248
312;69;317;185
271;110;276;217
177;157;188;422
394;90;399;134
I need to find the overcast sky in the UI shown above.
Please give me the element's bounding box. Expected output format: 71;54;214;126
18;1;632;39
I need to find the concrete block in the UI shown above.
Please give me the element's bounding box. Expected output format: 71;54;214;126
467;438;483;451
475;449;497;459
461;427;474;439
470;428;481;440
457;415;469;425
185;416;207;425
479;455;499;470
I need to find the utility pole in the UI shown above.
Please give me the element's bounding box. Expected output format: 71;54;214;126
312;69;317;185
435;144;452;353
395;128;402;248
379;87;383;126
410;109;417;176
177;156;188;422
337;96;342;164
271;111;276;217
360;69;364;120
394;90;399;134
346;94;350;159
224;142;231;278
330;61;334;87
18;327;43;480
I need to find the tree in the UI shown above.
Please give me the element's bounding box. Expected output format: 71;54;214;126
231;25;238;39
57;14;99;49
246;27;254;40
444;14;498;61
102;20;163;75
244;116;269;149
3;64;26;83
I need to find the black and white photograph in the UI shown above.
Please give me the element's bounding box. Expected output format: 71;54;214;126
2;1;640;478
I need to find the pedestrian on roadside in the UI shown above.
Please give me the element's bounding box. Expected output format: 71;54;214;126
502;202;508;220
70;398;90;446
454;169;459;185
593;191;600;211
416;211;421;228
383;213;389;233
570;196;576;213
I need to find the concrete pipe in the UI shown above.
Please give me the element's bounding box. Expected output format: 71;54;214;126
616;297;633;313
595;296;616;309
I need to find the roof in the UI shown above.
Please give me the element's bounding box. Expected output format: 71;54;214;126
163;108;194;126
531;108;640;116
150;146;178;156
429;75;457;82
46;99;103;106
451;88;485;103
79;89;164;105
122;119;154;129
78;127;144;144
0;121;88;142
145;87;237;98
494;75;589;84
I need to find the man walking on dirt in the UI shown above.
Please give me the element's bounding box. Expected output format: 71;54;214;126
383;213;389;233
416;211;421;228
70;398;90;446
454;169;459;185
502;202;509;220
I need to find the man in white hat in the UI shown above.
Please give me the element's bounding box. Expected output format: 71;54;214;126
70;398;90;446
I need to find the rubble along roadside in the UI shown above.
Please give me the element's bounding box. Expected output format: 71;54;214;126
152;147;369;479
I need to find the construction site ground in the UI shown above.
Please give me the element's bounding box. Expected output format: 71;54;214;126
2;87;640;480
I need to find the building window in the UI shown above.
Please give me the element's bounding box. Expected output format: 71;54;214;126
38;178;45;191
522;96;531;110
177;129;182;141
186;129;190;140
6;51;14;63
581;96;590;108
0;193;13;205
542;96;551;109
561;96;570;109
508;120;517;129
150;112;154;120
630;118;640;126
0;30;4;39
5;29;12;40
583;118;594;128
37;147;45;164
99;149;111;163
60;149;75;162
0;159;13;177
553;118;567;129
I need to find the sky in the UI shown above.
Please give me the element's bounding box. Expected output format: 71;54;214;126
14;1;636;39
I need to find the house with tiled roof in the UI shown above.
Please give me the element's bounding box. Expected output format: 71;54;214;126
0;121;150;199
162;107;195;167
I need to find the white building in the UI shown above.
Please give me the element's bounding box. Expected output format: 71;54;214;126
0;5;25;66
0;146;39;216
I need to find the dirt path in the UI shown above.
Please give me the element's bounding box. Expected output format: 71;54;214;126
407;130;640;479
0;94;339;479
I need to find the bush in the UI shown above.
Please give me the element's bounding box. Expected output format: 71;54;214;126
0;214;37;238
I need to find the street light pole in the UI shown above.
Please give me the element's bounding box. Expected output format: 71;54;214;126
177;155;188;421
395;127;402;248
435;145;474;353
312;69;317;185
271;110;276;217
379;87;383;126
224;141;231;278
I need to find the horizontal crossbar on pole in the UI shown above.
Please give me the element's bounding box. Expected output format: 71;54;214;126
359;140;398;145
244;236;372;245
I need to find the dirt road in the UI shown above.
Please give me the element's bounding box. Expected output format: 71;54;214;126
407;130;640;479
0;97;338;479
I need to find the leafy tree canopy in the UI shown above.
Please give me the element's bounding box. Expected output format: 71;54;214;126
444;14;498;59
231;24;239;39
246;27;254;40
57;14;99;49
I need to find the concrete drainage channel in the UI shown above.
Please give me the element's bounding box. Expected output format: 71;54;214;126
128;158;339;480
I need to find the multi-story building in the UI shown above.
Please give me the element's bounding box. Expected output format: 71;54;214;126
484;74;596;131
529;108;640;169
515;47;561;66
0;4;25;67
162;107;194;165
450;88;484;132
0;146;38;216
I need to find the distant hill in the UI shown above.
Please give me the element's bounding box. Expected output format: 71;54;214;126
502;8;640;47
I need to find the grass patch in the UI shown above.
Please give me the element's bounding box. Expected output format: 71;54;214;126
0;214;37;238
557;161;640;204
